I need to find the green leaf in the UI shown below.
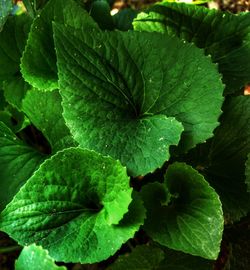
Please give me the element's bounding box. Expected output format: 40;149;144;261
205;96;250;222
15;244;66;270
133;2;250;95
54;23;224;176
0;86;7;110
21;0;98;91
22;89;77;152
3;78;31;111
0;0;13;31
0;147;145;263
158;247;214;270
0;121;46;212
186;96;250;222
113;8;139;31
245;153;250;192
108;245;165;270
0;14;32;80
0;106;30;133
141;162;223;259
89;0;114;30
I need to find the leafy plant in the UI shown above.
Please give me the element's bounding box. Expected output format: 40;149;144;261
0;0;249;269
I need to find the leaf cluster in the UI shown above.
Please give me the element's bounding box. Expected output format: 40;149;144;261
0;0;249;269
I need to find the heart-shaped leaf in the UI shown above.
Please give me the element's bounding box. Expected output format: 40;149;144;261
54;22;224;176
0;147;145;263
141;162;223;259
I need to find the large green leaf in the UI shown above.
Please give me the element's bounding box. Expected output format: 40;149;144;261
15;244;66;270
22;89;77;152
108;245;165;270
141;162;223;259
54;23;224;176
0;121;46;212
0;0;12;31
0;14;32;80
0;147;145;263
133;2;250;95
21;0;98;91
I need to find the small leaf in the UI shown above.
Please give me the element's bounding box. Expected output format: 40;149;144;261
54;22;224;176
141;162;224;259
15;244;66;270
0;0;13;31
0;121;46;211
113;8;139;31
108;245;165;270
133;2;250;95
21;0;98;91
0;147;145;263
22;89;77;152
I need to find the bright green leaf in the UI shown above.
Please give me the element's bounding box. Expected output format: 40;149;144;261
133;2;250;95
0;121;46;211
108;245;165;270
0;0;13;31
21;0;98;91
0;147;145;263
22;89;77;152
141;162;223;259
54;23;224;176
15;244;66;270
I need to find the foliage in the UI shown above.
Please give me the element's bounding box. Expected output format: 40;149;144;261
0;0;249;269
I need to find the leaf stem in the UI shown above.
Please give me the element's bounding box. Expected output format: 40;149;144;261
0;245;22;254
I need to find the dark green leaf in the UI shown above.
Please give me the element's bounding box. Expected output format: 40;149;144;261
157;247;214;270
0;14;32;80
0;147;145;263
245;153;250;192
0;121;46;211
54;23;224;176
15;244;66;270
108;245;165;270
113;8;138;31
187;96;250;222
141;162;223;259
3;77;31;111
133;2;250;95
89;0;114;30
206;96;250;222
0;0;13;31
21;0;98;91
